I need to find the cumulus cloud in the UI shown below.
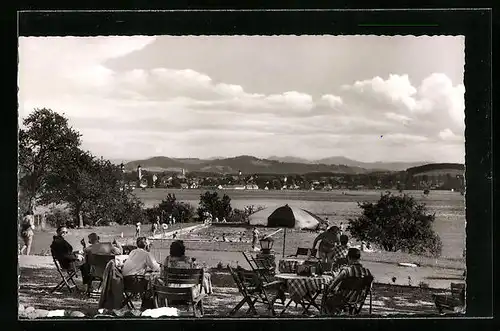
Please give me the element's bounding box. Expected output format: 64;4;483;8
320;94;343;108
18;36;465;163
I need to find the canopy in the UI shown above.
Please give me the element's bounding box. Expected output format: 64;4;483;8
248;204;324;230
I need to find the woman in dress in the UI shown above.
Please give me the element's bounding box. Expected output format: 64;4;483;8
19;212;35;255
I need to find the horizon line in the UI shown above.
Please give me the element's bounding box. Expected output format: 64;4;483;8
108;154;463;165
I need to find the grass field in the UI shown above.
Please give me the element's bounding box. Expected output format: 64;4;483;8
134;188;466;259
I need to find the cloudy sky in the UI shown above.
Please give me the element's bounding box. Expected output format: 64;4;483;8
18;35;465;163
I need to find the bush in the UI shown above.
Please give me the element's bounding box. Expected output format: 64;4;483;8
347;191;442;257
157;194;196;223
45;206;72;228
227;205;266;223
228;209;248;223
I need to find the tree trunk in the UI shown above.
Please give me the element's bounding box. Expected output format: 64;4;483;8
74;205;83;228
27;195;36;215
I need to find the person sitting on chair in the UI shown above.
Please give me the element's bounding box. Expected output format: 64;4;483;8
83;233;123;255
80;233;124;286
312;225;341;264
121;237;160;277
323;248;372;314
50;226;85;269
161;240;213;294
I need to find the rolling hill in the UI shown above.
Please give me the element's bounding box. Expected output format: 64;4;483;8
125;155;370;174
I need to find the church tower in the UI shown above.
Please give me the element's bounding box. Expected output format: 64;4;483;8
137;165;142;180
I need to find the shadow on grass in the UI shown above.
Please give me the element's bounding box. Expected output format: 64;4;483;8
19;267;451;317
425;276;464;281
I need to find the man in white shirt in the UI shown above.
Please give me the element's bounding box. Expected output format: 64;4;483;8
121;237;160;277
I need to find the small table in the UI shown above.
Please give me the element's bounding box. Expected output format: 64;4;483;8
278;258;307;274
275;273;334;315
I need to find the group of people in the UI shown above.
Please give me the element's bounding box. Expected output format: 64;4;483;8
48;225;213;309
50;225;124;288
311;224;373;314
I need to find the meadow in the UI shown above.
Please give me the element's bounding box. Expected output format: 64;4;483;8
134;188;466;260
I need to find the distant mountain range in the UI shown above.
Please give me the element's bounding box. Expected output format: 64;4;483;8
124;155;431;174
269;156;430;172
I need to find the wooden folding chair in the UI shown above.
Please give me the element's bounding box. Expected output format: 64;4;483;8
122;275;150;310
288;247;317;258
153;283;206;317
320;275;373;316
228;266;278;316
50;254;78;293
432;283;465;314
85;253;116;297
242;252;275;283
163;267;204;293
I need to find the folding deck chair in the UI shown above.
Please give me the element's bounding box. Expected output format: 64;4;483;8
242;251;275;282
152;267;206;317
152;283;205;317
320;275;373;316
50;254;78;293
122;275;150;310
432;283;465;314
85;253;116;297
228;265;281;316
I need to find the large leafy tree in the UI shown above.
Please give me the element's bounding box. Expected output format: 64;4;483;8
42;149;144;227
19;108;146;227
18;108;81;214
197;191;232;221
347;191;442;257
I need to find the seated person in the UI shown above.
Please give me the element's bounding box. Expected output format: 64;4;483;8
161;240;213;294
323;248;372;314
83;233;123;255
50;226;85;270
121;237;160;277
80;233;123;287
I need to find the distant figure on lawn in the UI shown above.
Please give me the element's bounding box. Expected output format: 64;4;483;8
312;225;341;263
50;226;85;270
152;221;159;236
251;227;260;251
135;222;141;237
161;240;213;294
121;237;160;277
323;248;372;314
162;222;169;237
19;211;35;255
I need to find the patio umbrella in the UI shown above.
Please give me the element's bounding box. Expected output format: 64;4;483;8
248;204;326;257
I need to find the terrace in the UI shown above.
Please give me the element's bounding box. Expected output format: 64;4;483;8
18;223;465;319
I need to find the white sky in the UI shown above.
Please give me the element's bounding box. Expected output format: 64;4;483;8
18;35;465;163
